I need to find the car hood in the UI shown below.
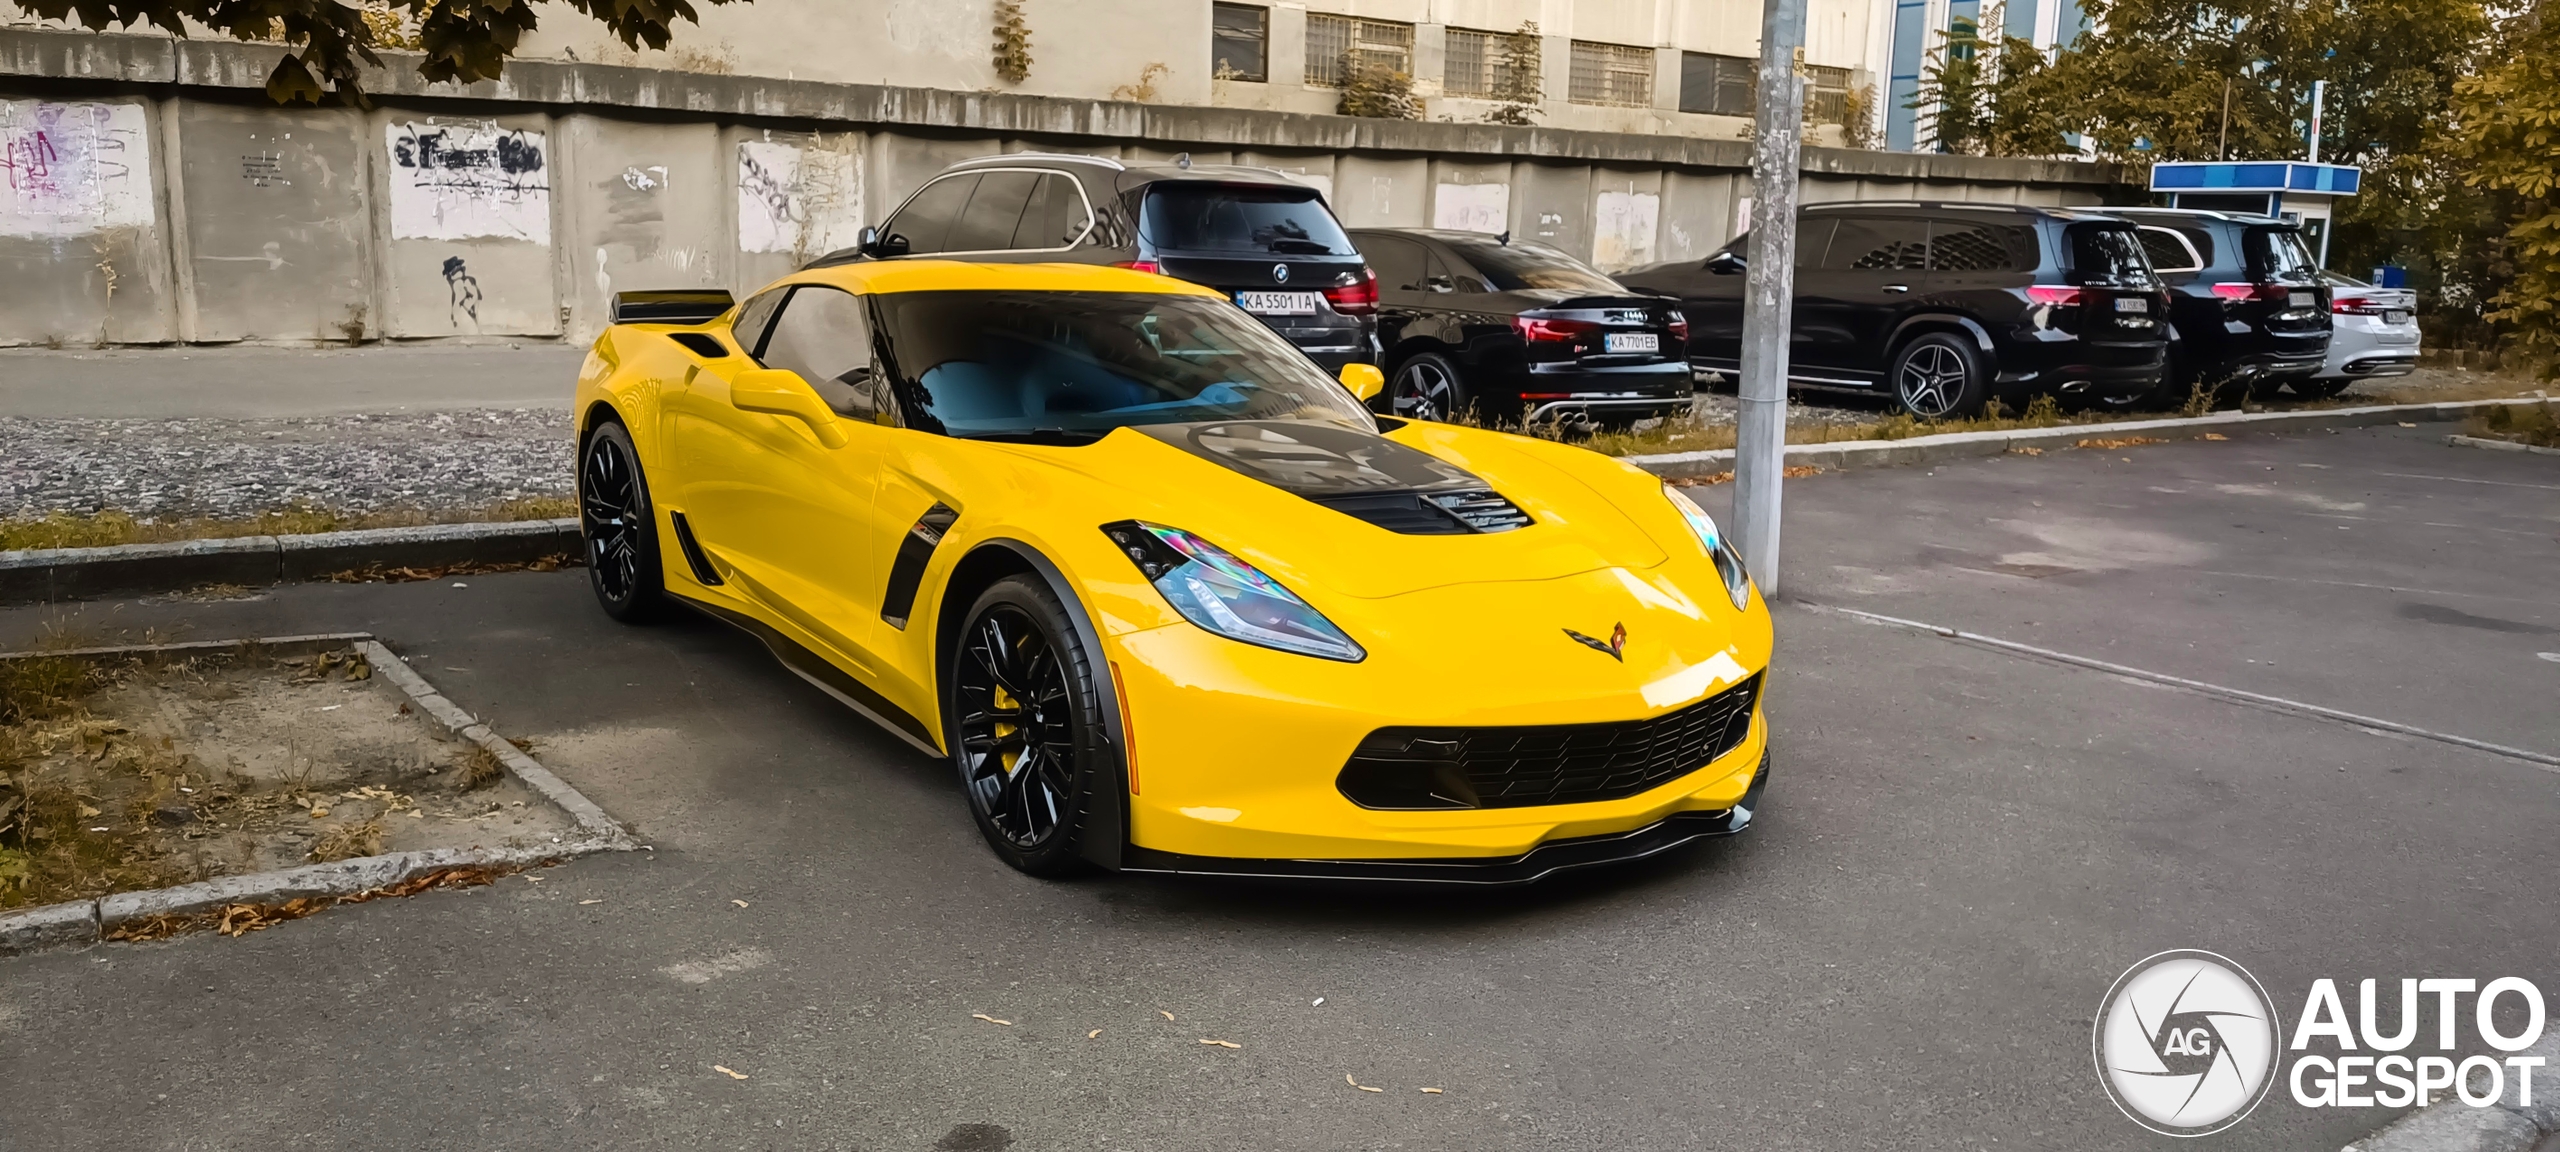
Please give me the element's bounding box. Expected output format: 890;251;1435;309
1007;418;1670;600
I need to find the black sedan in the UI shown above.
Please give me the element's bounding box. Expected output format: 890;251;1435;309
1348;228;1692;425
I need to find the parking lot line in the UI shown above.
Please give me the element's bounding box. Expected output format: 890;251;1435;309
1821;604;2560;772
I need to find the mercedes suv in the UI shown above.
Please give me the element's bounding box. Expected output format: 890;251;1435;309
1621;202;2171;418
2111;208;2335;398
816;153;1377;369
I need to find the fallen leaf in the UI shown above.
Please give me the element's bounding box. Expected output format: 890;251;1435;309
579;899;603;905
1159;1009;1175;1021
1359;1085;1383;1093
1347;1074;1360;1086
1311;997;1324;1006
731;899;749;908
2202;433;2229;441
2007;445;2044;456
308;807;329;819
2398;421;2417;428
1420;1087;1444;1094
77;803;100;818
1199;1039;1241;1049
972;1014;1013;1027
1087;1029;1103;1039
318;704;342;712
713;1065;748;1080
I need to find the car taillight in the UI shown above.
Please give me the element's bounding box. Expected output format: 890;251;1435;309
1322;267;1378;315
1513;316;1600;344
2332;295;2388;315
1665;314;1689;341
2025;285;2084;307
2211;281;2289;302
1114;260;1162;275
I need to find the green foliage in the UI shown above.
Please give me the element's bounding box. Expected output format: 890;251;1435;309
990;0;1031;85
12;0;745;103
1909;17;1992;154
2451;9;2560;373
1338;58;1420;119
1484;21;1542;126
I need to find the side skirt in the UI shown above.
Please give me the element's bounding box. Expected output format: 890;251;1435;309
673;593;943;757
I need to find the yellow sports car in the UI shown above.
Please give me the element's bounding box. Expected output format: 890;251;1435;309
575;262;1772;882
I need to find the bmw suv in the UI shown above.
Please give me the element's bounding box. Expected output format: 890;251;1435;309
816;153;1377;369
1621;202;2171;418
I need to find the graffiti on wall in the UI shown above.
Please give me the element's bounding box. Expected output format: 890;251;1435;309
1592;189;1661;270
737;139;864;262
1432;183;1509;235
387;121;551;244
0;100;153;238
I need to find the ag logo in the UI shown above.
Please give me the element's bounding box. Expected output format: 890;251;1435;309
2094;950;2281;1137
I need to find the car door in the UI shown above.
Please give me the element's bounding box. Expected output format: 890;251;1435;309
1797;214;1930;380
1358;233;1436;352
689;284;896;674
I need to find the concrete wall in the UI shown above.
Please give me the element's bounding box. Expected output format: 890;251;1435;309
0;27;2129;348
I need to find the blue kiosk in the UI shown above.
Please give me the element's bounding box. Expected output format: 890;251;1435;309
2148;161;2362;268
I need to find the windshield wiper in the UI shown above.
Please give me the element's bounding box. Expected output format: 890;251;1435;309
962;427;1109;446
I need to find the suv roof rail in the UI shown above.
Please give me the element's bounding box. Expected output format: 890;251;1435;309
964;151;1128;170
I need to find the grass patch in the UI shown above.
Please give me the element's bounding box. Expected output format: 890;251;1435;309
0;497;576;553
2470;401;2560;447
1511;394;2090;458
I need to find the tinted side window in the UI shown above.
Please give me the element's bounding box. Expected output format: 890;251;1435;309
1012;173;1092;249
2247;227;2319;282
759;286;882;422
2069;224;2157;287
1716;219;1833;268
1823;216;1929;271
883;174;979;256
1360;235;1429;291
2135;227;2200;272
948;170;1042;253
1926;220;2035;272
731;287;790;358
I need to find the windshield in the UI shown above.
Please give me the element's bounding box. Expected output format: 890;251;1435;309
2068;224;2158;288
1139;185;1357;256
870;290;1376;443
2249;227;2320;283
1444;238;1625;293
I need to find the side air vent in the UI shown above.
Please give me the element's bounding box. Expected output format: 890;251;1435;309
667;332;729;358
1308;488;1532;535
611;289;735;324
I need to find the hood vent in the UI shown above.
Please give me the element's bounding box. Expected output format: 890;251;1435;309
1312;488;1531;535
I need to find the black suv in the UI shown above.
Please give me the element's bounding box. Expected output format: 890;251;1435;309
816;153;1377;369
2108;209;2334;398
1621;202;2170;418
1349;228;1691;424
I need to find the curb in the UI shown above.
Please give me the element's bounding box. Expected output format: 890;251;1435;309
2447;434;2560;457
1626;397;2549;481
0;632;372;663
2340;1031;2560;1152
0;635;634;958
0;518;581;606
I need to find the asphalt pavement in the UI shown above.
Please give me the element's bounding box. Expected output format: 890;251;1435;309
1;424;2553;1151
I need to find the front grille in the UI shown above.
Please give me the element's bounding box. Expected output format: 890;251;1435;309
1311;488;1531;535
1338;673;1762;810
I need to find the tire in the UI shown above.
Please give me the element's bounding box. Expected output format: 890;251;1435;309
1888;333;1990;419
578;419;669;623
2289;375;2352;400
1388;351;1470;423
947;575;1110;877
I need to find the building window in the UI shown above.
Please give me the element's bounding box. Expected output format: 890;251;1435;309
1678;51;1755;116
1306;13;1415;87
1212;3;1268;83
1805;64;1856;126
1444;27;1494;98
1568;41;1654;107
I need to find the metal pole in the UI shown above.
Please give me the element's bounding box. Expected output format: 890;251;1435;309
2307;79;2325;164
1732;0;1808;598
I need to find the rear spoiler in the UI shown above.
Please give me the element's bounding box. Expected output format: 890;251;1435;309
610;290;734;325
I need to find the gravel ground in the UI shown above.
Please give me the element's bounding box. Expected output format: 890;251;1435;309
0;408;572;519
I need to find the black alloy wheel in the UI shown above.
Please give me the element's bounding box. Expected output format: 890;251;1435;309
1389;352;1469;423
1890;333;1989;419
579;420;667;622
950;575;1104;875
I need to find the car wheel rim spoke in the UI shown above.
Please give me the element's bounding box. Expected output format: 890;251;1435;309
954;604;1076;850
581;438;638;601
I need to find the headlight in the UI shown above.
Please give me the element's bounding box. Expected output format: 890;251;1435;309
1663;484;1753;610
1100;521;1366;662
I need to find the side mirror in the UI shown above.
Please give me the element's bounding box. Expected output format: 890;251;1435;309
1425;275;1455;293
1338;362;1385;403
857;225;883;258
730;368;850;449
1705;250;1746;274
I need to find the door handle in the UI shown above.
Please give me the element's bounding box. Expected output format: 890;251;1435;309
1882;284;1911;293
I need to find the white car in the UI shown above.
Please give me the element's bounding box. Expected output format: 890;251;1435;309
2316;272;2419;382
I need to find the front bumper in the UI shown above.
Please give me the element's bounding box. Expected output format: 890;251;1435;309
1122;752;1770;885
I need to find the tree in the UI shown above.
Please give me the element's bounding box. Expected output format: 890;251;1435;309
2451;5;2560;371
1980;0;2490;313
1484;20;1541;126
11;0;744;103
1337;57;1420;119
1908;16;1991;154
